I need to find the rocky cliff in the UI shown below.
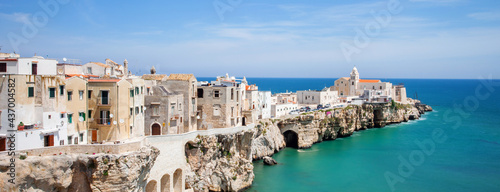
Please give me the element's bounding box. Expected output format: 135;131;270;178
0;146;159;192
185;131;255;192
251;119;286;160
276;102;431;148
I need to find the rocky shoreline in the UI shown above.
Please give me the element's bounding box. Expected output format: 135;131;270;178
184;100;432;191
0;101;431;192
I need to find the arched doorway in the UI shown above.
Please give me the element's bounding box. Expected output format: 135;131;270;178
152;123;161;135
283;130;299;148
146;180;157;192
173;169;182;192
161;174;170;192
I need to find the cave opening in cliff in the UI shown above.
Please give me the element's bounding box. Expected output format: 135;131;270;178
283;130;299;148
373;109;384;128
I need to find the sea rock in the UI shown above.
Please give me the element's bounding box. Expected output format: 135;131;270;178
263;156;277;165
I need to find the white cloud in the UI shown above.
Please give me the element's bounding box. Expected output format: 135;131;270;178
468;12;500;21
0;12;31;23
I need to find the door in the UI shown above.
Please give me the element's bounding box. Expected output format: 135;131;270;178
32;64;37;75
44;135;54;147
242;117;246;126
152;124;161;135
0;138;5;151
101;91;109;105
92;130;98;143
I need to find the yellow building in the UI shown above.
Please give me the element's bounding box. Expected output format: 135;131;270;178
65;76;89;144
87;78;132;143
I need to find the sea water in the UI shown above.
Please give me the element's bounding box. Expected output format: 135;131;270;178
207;78;500;192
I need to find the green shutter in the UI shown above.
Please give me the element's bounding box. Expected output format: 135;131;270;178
130;90;134;97
68;114;73;123
28;87;34;97
49;88;55;98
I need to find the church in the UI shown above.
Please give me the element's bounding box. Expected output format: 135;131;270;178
332;67;407;104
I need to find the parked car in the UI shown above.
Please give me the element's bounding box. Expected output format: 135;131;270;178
325;104;331;108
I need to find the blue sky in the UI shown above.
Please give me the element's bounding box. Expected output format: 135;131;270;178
1;0;499;79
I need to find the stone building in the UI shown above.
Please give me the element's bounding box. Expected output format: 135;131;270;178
162;74;198;133
197;75;245;129
127;77;146;138
144;85;184;135
333;67;393;97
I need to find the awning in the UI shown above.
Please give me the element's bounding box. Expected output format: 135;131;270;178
40;128;59;134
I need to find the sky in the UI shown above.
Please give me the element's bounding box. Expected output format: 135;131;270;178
0;0;499;79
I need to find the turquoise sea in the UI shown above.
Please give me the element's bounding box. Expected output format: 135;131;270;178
200;78;500;192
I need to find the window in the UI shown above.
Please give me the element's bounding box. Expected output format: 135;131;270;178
48;115;52;119
147;87;150;95
49;88;56;98
130;126;133;135
68;91;73;101
68;136;73;145
231;88;234;100
87;67;92;74
178;103;182;111
214;90;220;98
135;107;139;114
68;114;73;123
28;87;34;97
192;98;196;112
141;106;143;113
79;90;84;100
197;88;204;98
152;105;160;116
171;104;175;116
88;110;92;119
135;87;139;95
79;133;84;142
130;108;133;116
130;89;134;97
380;86;383;90
0;63;6;72
79;112;86;121
61;113;65;118
213;104;221;116
352;82;354;85
60;85;64;95
74;137;78;144
88;90;92;99
141;87;143;94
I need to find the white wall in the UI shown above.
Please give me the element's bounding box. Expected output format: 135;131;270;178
271;103;299;118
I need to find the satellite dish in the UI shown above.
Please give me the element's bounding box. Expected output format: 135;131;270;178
79;117;84;122
63;58;67;62
119;119;124;123
9;53;15;58
113;121;117;125
109;114;114;118
143;107;147;110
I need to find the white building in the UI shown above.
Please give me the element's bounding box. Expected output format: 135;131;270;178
297;87;338;106
258;91;272;119
271;103;299;118
0;75;68;151
0;54;57;75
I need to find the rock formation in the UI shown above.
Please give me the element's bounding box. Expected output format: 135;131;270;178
263;156;277;166
0;146;159;192
251;119;286;160
185;131;255;192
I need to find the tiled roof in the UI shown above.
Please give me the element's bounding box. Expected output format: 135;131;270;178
66;74;99;78
142;74;167;80
359;79;381;83
88;62;110;68
88;79;121;83
167;74;195;81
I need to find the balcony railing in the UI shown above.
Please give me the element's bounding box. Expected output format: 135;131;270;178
95;118;111;125
98;97;111;105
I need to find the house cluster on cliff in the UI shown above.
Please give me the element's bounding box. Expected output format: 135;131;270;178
0;53;272;151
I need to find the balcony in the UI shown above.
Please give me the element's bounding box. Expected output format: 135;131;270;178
95;118;111;125
98;97;111;106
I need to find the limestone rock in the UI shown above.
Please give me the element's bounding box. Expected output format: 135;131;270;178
263;156;277;166
0;146;159;192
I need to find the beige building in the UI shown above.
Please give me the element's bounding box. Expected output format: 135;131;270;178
87;78;132;143
127;77;146;138
65;76;89;145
